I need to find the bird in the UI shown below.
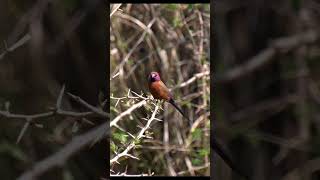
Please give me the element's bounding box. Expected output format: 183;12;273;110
148;71;188;121
148;71;249;179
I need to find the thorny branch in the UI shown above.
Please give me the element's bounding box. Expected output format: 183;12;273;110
0;85;105;144
110;103;160;165
1;84;108;178
13;85;108;180
110;100;147;128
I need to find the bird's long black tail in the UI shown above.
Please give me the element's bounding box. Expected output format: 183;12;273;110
169;99;190;122
169;98;249;179
211;137;249;179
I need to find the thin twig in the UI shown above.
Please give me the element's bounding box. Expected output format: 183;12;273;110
68;93;108;118
110;4;122;17
0;34;31;60
16;119;31;144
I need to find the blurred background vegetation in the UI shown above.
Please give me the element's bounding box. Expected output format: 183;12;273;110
0;0;106;179
110;4;210;176
213;0;320;180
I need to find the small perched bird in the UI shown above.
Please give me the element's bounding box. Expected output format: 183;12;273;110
148;71;249;179
148;71;188;121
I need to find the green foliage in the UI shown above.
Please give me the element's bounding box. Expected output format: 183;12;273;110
190;148;209;166
198;148;210;157
133;137;141;145
205;120;210;128
165;4;179;11
191;158;202;166
128;59;134;66
200;56;206;65
204;4;210;11
110;141;118;153
112;132;129;145
192;128;202;141
173;16;182;28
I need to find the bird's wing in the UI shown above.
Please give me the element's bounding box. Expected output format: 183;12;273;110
158;81;172;99
149;81;171;100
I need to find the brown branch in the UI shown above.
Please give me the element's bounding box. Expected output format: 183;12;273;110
0;85;105;143
17;121;108;180
216;30;319;84
68;93;108;118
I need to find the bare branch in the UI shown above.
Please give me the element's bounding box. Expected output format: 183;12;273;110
56;84;65;109
170;71;210;91
68;93;108;118
16;119;31;144
0;85;106;143
216;30;319;83
17;122;108;180
0;34;31;61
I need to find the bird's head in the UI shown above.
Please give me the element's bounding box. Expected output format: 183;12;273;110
148;72;161;82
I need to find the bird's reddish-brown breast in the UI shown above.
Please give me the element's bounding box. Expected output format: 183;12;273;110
148;81;171;101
